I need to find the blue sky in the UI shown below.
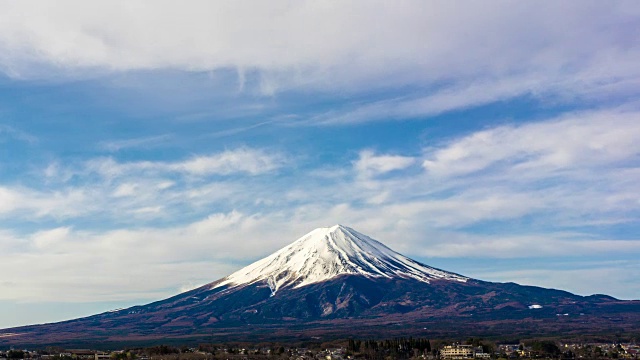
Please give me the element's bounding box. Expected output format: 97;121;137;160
1;1;639;328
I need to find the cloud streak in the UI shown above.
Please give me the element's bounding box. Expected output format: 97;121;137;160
86;147;285;178
422;109;640;178
99;135;172;152
354;150;416;177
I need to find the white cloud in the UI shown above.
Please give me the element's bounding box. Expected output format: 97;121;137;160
99;135;171;152
422;109;640;178
31;227;72;251
87;147;285;178
420;234;640;259
112;183;138;198
0;148;284;223
0;125;37;143
0;210;318;302
0;186;90;219
354;150;415;177
0;1;637;100
307;76;549;125
175;148;284;175
131;206;164;215
0;187;21;214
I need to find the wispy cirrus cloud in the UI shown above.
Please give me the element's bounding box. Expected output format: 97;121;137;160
86;147;286;178
0;125;37;143
0;186;90;219
302;68;640;125
354;150;416;177
98;134;171;152
422;109;640;178
419;233;640;259
0;147;285;223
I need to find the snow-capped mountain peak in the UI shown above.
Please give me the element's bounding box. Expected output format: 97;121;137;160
213;225;466;295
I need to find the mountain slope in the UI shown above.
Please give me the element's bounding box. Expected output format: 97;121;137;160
2;225;639;345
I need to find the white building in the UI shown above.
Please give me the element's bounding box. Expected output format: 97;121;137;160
440;345;474;359
440;345;489;359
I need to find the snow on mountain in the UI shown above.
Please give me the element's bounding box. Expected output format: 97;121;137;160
213;224;467;295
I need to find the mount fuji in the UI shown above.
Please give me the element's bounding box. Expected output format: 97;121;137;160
2;225;639;345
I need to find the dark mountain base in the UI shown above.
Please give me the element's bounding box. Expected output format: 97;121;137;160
3;313;640;349
3;276;639;347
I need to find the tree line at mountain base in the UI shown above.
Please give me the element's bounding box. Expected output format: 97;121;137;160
347;337;433;359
